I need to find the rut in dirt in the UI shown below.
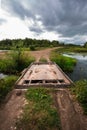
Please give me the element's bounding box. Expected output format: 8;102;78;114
55;89;86;130
0;90;26;130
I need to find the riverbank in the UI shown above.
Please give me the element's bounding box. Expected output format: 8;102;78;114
50;51;77;72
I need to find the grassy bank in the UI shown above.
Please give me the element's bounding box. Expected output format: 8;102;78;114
0;51;35;74
71;80;87;114
56;46;87;53
16;88;61;130
0;75;18;103
50;51;77;72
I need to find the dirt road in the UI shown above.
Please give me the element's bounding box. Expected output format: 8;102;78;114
0;90;26;130
30;47;59;62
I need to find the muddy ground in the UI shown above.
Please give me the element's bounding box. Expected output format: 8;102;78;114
0;90;26;130
0;88;87;130
54;89;87;130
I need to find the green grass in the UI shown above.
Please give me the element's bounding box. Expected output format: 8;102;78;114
0;51;35;74
0;75;18;103
56;46;87;53
71;80;87;114
39;57;47;62
50;51;77;72
16;88;61;130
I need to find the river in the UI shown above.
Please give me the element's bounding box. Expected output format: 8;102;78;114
63;53;87;81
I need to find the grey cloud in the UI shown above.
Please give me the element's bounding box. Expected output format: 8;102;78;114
2;0;87;43
29;26;43;34
2;0;35;19
39;0;87;37
29;0;87;37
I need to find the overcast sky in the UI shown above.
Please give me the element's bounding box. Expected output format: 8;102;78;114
0;0;87;44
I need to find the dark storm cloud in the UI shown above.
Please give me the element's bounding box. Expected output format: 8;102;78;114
2;0;87;39
29;26;43;34
1;0;35;19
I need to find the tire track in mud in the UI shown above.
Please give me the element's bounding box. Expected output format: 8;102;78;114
0;90;26;130
54;89;86;130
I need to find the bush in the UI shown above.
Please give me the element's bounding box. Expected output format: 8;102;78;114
71;80;87;114
11;51;35;72
0;51;35;74
50;52;77;72
30;45;35;51
0;59;17;74
0;76;18;102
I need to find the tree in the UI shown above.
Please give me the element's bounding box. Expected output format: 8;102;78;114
84;42;87;48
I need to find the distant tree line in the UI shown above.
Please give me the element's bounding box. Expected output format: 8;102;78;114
84;42;87;48
0;38;86;50
0;38;63;50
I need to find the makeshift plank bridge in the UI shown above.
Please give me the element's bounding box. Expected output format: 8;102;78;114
15;62;73;89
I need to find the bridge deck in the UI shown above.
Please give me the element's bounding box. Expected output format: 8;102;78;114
15;62;73;88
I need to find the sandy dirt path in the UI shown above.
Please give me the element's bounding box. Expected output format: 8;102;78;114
0;90;26;130
30;47;59;62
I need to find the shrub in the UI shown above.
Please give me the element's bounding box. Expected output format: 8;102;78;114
0;51;35;74
50;52;77;72
71;80;87;114
30;45;35;51
0;76;18;102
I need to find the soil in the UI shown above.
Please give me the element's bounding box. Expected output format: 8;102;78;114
30;47;59;62
54;89;87;130
0;89;27;130
0;47;87;130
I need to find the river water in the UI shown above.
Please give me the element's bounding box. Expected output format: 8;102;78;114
63;53;87;81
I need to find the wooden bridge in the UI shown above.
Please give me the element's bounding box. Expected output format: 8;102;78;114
15;62;73;89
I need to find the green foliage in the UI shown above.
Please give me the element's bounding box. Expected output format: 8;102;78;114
0;38;87;51
0;59;16;74
0;38;61;50
57;46;87;53
71;80;87;114
39;57;47;62
26;88;52;105
0;50;35;74
0;76;18;102
50;52;77;72
30;45;36;51
16;88;61;130
84;42;87;48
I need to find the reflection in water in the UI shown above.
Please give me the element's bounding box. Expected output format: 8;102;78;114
63;53;87;60
62;53;87;81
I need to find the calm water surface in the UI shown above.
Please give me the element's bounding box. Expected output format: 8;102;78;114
63;53;87;81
